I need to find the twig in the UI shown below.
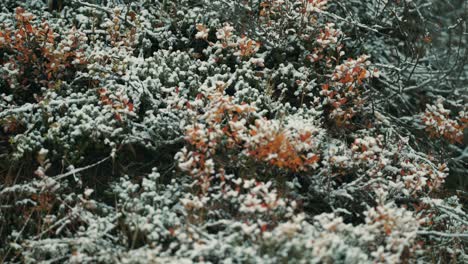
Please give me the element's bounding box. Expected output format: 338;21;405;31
417;231;468;238
318;10;382;34
53;156;110;181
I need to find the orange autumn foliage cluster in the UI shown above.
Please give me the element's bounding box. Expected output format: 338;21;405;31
422;103;467;144
98;88;134;122
0;7;86;100
321;55;378;127
181;90;321;183
248;121;320;171
237;37;261;58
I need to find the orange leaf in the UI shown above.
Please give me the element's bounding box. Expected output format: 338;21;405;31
299;132;312;142
25;23;34;34
306;155;319;164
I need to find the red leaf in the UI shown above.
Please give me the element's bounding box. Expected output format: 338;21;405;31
25;23;34;34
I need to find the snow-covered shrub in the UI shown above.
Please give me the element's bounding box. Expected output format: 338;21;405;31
0;0;466;263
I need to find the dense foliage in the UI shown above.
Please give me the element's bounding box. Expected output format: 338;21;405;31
0;0;467;263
